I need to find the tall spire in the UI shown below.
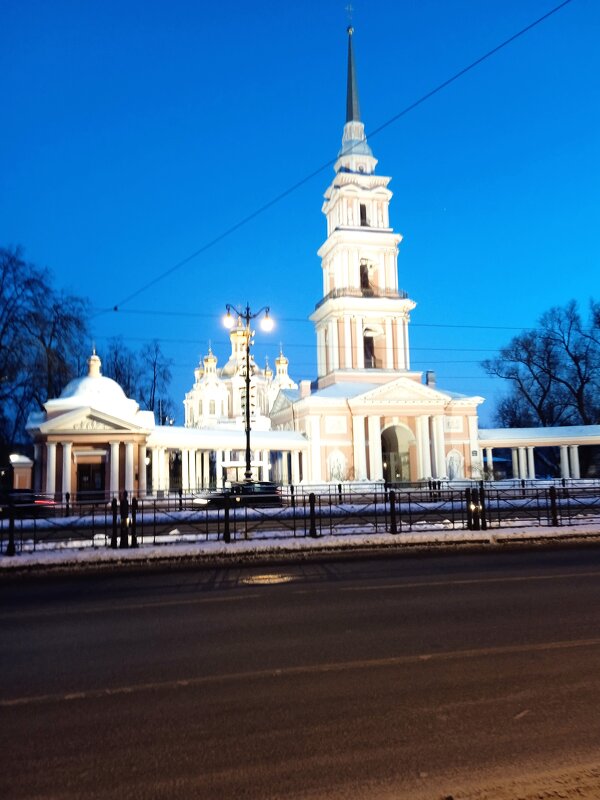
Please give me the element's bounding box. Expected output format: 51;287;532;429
336;25;376;175
346;26;360;123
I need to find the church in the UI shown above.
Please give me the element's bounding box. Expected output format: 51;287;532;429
23;27;598;497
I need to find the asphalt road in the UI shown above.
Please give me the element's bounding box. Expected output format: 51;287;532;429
3;547;600;799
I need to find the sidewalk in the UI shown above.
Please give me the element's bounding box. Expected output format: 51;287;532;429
2;520;600;573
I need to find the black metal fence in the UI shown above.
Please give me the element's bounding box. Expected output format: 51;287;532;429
2;481;600;556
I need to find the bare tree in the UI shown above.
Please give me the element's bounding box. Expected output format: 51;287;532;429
483;300;600;427
138;340;173;412
0;247;91;451
101;337;142;400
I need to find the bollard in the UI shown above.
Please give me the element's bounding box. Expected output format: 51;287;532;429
309;493;318;538
471;488;481;531
110;497;118;549
119;492;129;548
480;485;487;531
223;495;231;543
130;497;138;548
5;506;16;556
389;490;398;535
465;488;473;530
549;486;559;527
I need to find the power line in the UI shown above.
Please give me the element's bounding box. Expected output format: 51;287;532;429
106;0;574;312
93;305;540;332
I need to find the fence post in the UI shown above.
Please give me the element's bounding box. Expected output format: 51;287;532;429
549;486;559;527
178;487;183;511
309;493;317;538
130;497;138;548
290;484;295;509
389;490;398;535
465;488;473;530
338;483;343;503
5;506;16;556
110;497;118;549
471;488;481;531
65;491;70;517
223;495;231;543
480;485;487;531
119;492;129;549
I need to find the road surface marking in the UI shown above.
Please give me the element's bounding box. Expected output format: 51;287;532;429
3;569;600;621
3;636;600;709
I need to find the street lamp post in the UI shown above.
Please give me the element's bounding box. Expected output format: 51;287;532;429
223;303;273;483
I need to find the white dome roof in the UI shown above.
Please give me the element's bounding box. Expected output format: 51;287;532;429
46;352;140;417
59;374;128;405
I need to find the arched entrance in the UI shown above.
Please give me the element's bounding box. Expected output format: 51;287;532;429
381;425;413;483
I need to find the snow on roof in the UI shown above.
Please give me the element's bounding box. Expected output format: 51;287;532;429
309;382;381;400
148;425;308;451
480;425;600;442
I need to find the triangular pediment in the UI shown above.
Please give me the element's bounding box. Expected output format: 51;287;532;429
349;377;480;407
269;390;295;416
38;407;145;434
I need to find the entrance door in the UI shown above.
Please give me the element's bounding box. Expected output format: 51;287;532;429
77;463;106;501
381;425;413;484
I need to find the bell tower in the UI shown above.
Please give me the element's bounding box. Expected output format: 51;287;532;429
310;26;416;386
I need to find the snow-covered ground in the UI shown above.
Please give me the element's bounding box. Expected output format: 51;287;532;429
2;519;600;571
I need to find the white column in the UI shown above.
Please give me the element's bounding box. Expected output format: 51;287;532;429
527;447;536;480
352;415;367;480
138;444;147;496
329;320;339;371
189;449;197;490
420;416;432;479
569;445;580;479
367;416;383;481
485;447;494;478
511;448;519;478
395;319;406;370
261;450;270;481
151;448;159;492
202;452;210;488
355;317;364;369
181;449;190;491
33;443;42;492
560;445;570;479
291;451;300;485
216;451;224;488
61;442;72;497
309;417;322;483
159;448;168;491
317;328;326;377
344;317;352;368
110;441;120;496
125;442;134;495
518;447;527;480
45;442;57;495
433;415;446;479
385;318;393;368
403;318;410;369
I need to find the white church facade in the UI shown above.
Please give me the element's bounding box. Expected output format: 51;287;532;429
23;27;598;497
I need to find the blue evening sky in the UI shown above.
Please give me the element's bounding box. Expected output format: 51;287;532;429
2;0;598;425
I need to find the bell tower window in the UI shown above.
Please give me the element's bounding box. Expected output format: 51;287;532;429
364;335;376;368
360;261;370;290
360;204;368;226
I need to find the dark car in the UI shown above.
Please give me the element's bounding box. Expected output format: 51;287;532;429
192;481;282;509
229;481;282;507
0;491;57;519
